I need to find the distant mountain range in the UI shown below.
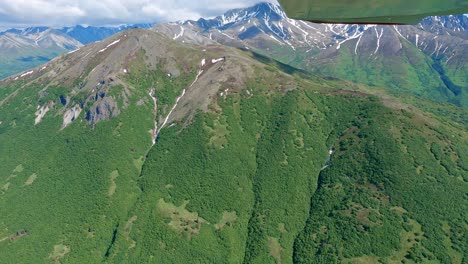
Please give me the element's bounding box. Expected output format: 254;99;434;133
154;3;467;106
57;24;153;44
2;3;466;106
0;24;152;79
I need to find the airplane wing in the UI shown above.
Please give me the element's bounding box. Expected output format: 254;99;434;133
277;0;468;24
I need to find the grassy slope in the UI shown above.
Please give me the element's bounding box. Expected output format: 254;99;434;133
260;38;467;109
294;97;468;263
0;47;69;80
0;77;156;263
0;37;466;263
310;42;462;105
0;44;197;262
112;63;466;263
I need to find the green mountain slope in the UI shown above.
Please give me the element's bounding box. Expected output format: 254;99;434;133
0;28;466;263
304;29;468;108
0;47;68;80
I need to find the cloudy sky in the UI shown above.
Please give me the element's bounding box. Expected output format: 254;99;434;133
0;0;276;29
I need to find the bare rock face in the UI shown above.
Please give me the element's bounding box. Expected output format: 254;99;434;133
85;97;120;126
62;104;82;129
35;101;54;125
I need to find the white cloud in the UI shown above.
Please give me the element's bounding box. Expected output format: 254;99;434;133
0;0;277;28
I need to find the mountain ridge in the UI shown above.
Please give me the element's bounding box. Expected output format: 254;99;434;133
154;2;467;107
0;24;153;79
0;22;467;263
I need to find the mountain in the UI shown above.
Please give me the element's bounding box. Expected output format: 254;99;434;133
0;25;467;263
58;24;153;44
419;15;468;37
154;3;467;107
0;28;82;80
0;24;153;79
0;27;82;51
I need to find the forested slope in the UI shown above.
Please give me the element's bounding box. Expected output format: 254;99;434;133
0;28;466;263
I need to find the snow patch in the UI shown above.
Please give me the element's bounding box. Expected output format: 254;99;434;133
336;30;363;50
155;69;204;140
299;20;317;30
149;89;158;145
269;35;283;44
355;34;362;55
20;71;34;78
173;26;185;40
107;39;121;47
99;39;120;53
373;28;383;55
393;25;406;49
211;57;225;64
219;30;235;40
327;24;338;34
189;70;204;87
220;88;230;98
287;18;309;42
67;48;79;54
156;88;186;138
429;41;443;57
446;53;455;64
284;40;296;50
442;46;448;54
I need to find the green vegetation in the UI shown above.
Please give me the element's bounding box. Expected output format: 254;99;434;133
304;42;467;108
278;0;468;24
0;50;155;262
258;34;467;110
294;97;467;263
0;30;466;263
0;48;66;80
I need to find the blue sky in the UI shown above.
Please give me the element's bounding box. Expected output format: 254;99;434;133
0;1;465;30
0;0;276;29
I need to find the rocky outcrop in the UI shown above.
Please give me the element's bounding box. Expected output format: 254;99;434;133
85;97;120;126
62;104;82;129
35;101;54;125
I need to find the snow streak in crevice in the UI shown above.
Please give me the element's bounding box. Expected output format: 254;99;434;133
173;26;185;40
355;34;362;55
373;28;383;55
154;58;225;140
149;89;158;145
